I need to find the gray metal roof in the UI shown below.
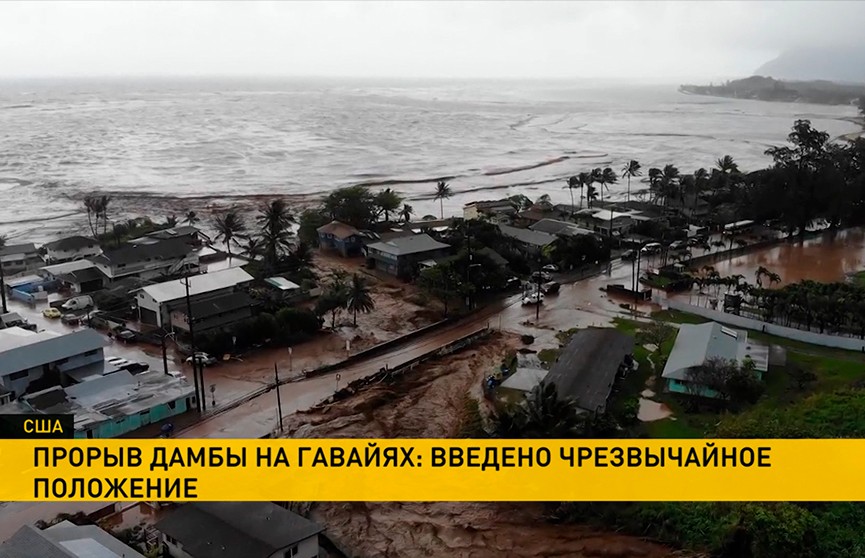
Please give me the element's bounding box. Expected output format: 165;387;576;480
498;224;557;247
43;236;99;251
545;328;634;413
662;322;769;381
529;219;595;238
45;524;145;558
366;233;449;256
662;322;740;381
0;329;106;376
501;368;548;392
155;502;323;558
91;238;192;267
0;243;37;257
0;526;75;558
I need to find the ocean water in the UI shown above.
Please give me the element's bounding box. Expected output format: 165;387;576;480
0;77;859;242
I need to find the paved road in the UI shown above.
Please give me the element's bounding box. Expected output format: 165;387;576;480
176;253;666;439
178;299;514;438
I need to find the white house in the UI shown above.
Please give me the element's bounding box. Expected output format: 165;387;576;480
155;502;323;558
91;238;199;282
0;243;42;275
0;327;106;400
41;235;101;263
136;267;254;328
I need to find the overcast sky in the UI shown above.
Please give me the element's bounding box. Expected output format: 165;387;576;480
0;1;862;80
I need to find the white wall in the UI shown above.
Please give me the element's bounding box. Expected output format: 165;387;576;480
269;535;319;558
666;299;865;352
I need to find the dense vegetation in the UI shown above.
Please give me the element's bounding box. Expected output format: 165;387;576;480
681;75;865;106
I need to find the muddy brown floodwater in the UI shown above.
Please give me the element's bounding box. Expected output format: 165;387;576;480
281;334;677;558
705;228;865;286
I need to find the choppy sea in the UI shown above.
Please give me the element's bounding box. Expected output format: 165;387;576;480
0;77;859;242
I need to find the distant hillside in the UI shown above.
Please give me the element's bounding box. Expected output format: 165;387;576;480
755;46;865;84
679;75;865;106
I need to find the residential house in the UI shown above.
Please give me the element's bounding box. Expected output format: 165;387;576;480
135;225;209;247
170;291;255;335
575;208;635;236
0;327;106;399
662;322;769;399
0;243;42;275
155;501;323;558
137;267;254;328
41;236;101;264
39;259;105;294
0;522;145;558
0;370;196;439
365;233;451;278
92;238;199;282
317;220;363;257
529;218;596;238
544;328;634;414
497;224;556;257
463;199;517;223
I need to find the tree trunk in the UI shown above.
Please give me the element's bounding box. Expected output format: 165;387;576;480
353;307;357;327
440;199;444;220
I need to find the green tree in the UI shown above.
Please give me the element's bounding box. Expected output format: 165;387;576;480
315;271;349;329
493;382;583;438
258;199;295;270
621;159;641;203
322;186;378;228
577;171;592;209
212;210;246;261
346;273;375;326
374;188;403;222
298;209;329;247
433;180;453;219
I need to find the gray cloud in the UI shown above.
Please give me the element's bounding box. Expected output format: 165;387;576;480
0;1;861;79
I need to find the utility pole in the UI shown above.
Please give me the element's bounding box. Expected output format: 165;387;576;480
535;250;543;322
161;331;169;375
0;257;7;314
465;222;472;311
274;363;283;434
182;274;203;413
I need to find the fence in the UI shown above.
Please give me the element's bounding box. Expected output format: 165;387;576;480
665;299;865;352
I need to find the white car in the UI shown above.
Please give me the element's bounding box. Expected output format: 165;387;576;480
522;292;545;305
541;264;559;273
166;370;185;380
186;352;217;367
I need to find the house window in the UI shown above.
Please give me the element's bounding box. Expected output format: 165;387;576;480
285;545;299;558
167;400;176;410
164;534;178;545
8;370;28;381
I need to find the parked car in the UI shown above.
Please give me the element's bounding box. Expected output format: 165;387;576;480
641;242;663;255
106;356;132;369
530;271;553;282
621;249;636;261
522;292;545;305
60;314;81;325
541;281;560;295
668;240;687;251
42;307;62;319
166;370;186;380
115;329;137;343
61;295;93;311
505;276;521;290
541;264;559;273
186;352;217;367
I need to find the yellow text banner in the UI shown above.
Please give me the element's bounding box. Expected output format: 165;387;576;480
0;439;856;502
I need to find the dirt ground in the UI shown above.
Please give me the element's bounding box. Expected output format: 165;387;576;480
281;333;676;558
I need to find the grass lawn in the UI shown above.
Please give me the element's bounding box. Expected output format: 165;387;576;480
644;418;704;438
651;309;710;325
537;348;559;366
850;270;865;288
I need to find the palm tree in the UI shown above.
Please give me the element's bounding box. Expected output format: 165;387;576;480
693;167;709;211
183;210;200;226
165;215;178;228
755;265;770;288
399;203;414;224
97;195;111;236
598;167;618;236
661;164;680;207
577;171;592;210
647;167;663;205
433;181;452;219
346;273;375;326
213;210;247;261
565;176;579;212
83;196;99;237
258;199;295;269
291;241;314;268
715;155;739;191
494;382;583;438
241;236;261;260
586;184;598;209
621;160;641;203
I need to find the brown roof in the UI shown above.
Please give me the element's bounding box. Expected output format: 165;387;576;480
317;221;360;240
